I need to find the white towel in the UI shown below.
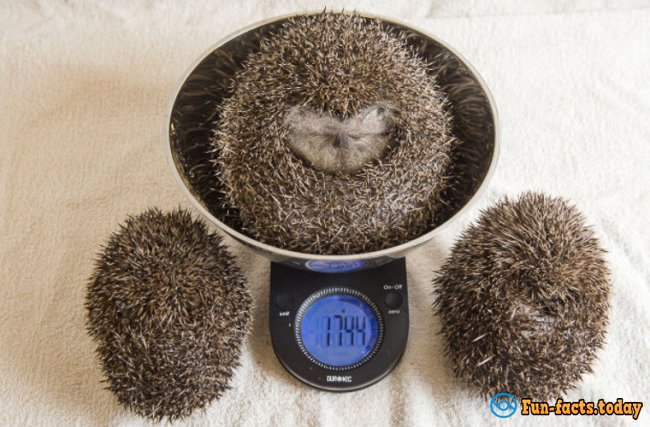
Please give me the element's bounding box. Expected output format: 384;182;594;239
1;1;648;426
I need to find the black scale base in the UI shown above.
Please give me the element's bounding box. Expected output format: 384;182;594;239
269;258;409;392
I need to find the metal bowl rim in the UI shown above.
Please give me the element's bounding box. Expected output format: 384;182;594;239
164;10;500;261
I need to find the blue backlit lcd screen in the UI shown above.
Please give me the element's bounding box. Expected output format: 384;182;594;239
300;293;380;367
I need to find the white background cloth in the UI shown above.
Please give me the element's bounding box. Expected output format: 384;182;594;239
1;1;649;426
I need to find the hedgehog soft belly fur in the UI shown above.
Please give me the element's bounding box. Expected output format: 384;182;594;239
212;12;459;255
85;208;252;420
433;193;611;400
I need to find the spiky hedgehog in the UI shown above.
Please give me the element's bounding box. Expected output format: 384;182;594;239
86;208;252;420
212;12;459;255
433;192;610;400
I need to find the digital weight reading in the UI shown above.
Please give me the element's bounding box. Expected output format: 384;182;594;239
296;289;383;369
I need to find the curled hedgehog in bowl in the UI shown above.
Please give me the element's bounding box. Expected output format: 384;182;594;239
212;12;460;254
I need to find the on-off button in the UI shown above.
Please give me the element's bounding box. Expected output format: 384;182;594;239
384;292;402;309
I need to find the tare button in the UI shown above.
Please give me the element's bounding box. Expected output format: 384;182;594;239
274;293;293;311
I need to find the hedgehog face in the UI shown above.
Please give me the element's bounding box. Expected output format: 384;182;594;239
285;105;394;173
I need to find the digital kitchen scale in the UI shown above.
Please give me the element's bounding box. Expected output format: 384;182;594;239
166;10;497;396
269;259;408;391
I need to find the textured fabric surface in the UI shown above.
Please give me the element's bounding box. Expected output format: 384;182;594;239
1;1;648;426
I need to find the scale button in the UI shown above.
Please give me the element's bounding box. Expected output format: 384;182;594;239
275;293;293;310
384;292;402;309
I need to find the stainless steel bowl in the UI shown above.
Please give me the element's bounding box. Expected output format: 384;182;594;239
165;12;499;272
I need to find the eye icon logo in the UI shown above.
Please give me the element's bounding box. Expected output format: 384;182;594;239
490;393;518;418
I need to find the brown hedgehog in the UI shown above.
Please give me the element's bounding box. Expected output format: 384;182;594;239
212;12;459;255
85;208;252;420
433;192;611;400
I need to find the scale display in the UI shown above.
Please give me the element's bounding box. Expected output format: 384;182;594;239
298;291;381;369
